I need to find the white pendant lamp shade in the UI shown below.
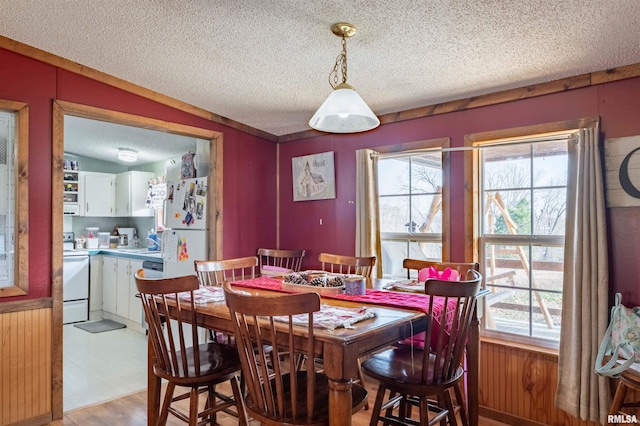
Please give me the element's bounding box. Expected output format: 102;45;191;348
309;83;380;133
309;22;379;134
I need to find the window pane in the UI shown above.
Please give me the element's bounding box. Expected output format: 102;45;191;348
411;194;442;233
483;145;530;191
0;111;14;287
378;158;409;195
411;241;441;263
533;188;566;235
531;246;564;292
411;154;442;193
379;195;409;233
483;242;562;341
380;240;408;278
532;141;568;188
484;189;531;235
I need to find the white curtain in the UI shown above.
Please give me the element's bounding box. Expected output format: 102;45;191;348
355;149;382;278
555;122;611;424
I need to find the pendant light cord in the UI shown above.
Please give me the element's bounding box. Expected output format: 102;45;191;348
329;35;348;89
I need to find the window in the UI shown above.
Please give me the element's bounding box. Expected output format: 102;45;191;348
0;100;28;297
479;136;569;345
377;151;443;278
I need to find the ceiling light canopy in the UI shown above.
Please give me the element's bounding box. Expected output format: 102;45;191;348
118;148;138;162
309;22;380;134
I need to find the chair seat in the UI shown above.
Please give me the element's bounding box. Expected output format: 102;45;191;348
610;363;640;416
362;346;464;395
245;371;368;425
153;342;241;386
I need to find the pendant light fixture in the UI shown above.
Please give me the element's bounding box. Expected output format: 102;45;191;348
118;148;138;162
309;22;380;133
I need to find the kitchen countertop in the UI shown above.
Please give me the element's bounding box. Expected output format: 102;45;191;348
80;248;163;262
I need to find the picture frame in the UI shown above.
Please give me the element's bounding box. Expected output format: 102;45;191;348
605;135;640;207
292;151;336;201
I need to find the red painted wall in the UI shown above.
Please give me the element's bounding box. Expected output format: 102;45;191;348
3;42;638;307
0;47;277;301
279;79;640;306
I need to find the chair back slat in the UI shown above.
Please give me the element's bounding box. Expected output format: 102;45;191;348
258;248;306;273
419;270;481;385
195;256;258;286
223;282;321;424
134;270;202;378
318;253;376;277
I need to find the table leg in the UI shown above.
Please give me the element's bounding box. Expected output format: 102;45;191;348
323;346;354;426
147;335;160;426
328;379;353;426
468;314;480;426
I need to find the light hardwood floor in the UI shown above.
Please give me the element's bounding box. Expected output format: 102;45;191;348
54;380;508;426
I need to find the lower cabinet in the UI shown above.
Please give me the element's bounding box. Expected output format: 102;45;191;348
89;255;103;320
102;257;118;315
102;256;143;327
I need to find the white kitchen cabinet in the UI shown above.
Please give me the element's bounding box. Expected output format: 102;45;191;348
115;258;130;318
103;256;143;322
127;260;144;324
89;255;103;319
79;171;115;217
102;256;118;314
115;171;154;217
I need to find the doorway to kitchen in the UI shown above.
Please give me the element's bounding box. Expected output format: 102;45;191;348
52;100;224;415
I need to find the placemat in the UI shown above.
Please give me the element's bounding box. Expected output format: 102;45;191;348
275;305;376;331
170;286;226;304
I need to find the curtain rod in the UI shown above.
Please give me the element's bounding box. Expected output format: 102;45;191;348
370;133;577;160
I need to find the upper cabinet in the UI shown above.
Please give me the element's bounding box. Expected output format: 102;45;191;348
115;171;154;217
79;171;115;217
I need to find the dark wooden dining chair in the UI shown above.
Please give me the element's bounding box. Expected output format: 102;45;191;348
362;270;482;426
403;258;480;281
400;259;480;424
194;256;258;286
134;270;247;426
223;282;368;425
257;248;306;274
318;252;376;277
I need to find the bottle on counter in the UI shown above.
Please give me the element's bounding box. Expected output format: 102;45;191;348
148;229;159;251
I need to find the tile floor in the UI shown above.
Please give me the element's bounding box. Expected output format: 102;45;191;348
63;322;148;412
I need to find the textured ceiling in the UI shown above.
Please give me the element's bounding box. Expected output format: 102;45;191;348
64;115;200;166
2;0;640;138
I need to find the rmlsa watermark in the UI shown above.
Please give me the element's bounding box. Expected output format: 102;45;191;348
608;414;638;424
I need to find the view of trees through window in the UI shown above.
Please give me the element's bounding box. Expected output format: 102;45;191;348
377;152;443;278
481;139;568;344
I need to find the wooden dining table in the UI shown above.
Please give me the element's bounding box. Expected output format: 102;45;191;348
145;277;487;426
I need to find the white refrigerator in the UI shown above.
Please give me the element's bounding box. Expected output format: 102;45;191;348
162;177;209;278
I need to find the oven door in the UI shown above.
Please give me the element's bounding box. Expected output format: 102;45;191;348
63;254;89;301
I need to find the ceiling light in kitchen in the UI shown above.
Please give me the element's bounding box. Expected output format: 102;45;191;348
118;148;138;162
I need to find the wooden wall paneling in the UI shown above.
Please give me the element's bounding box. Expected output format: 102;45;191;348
0;308;51;425
479;341;602;426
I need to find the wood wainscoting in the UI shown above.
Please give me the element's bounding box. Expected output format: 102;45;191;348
479;339;602;426
0;305;52;425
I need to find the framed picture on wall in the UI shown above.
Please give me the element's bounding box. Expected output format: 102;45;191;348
605;135;640;207
292;151;336;201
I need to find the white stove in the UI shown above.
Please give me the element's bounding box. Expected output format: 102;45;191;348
63;232;89;324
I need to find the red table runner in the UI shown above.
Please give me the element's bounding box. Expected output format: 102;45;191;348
230;276;455;348
230;276;447;315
